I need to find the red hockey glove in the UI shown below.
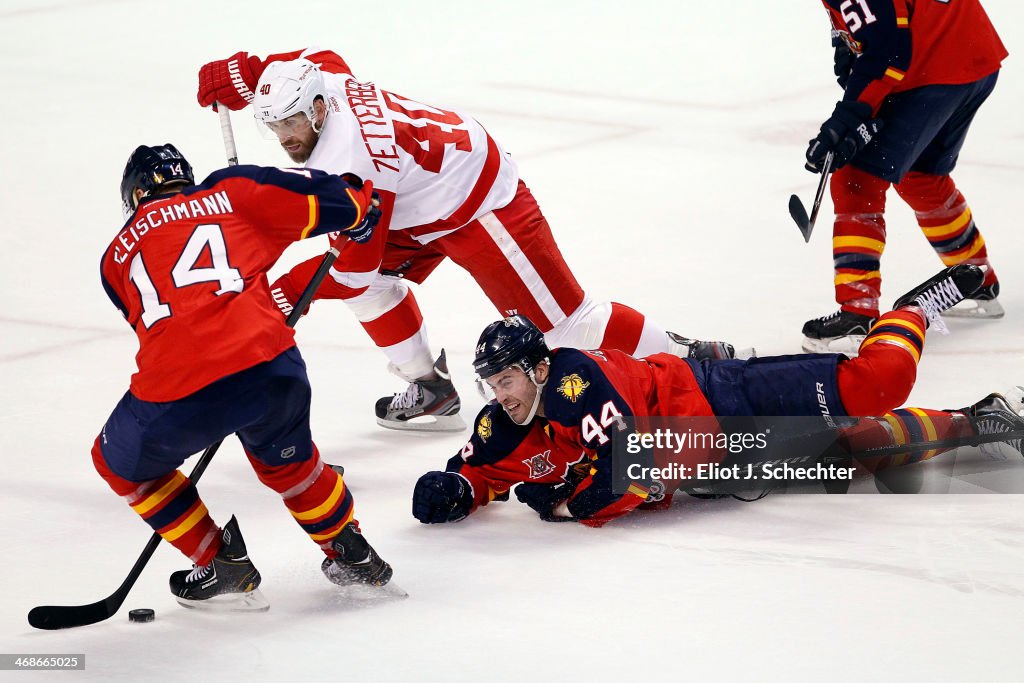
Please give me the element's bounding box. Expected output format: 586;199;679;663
339;176;382;245
197;51;264;110
269;273;309;318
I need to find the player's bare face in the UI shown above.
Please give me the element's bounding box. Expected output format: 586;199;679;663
267;113;318;163
487;368;539;424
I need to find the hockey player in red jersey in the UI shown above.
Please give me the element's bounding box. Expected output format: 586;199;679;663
801;0;1007;353
413;265;1024;527
195;47;738;433
93;144;394;609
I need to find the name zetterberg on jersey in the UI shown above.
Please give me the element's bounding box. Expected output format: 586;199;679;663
113;191;233;264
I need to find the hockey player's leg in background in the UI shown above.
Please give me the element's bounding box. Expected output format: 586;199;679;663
802;71;1006;354
440;181;746;362
801;166;889;355
891;72;1004;319
271;235;464;433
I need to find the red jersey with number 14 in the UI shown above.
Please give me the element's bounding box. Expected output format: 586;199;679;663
101;165;368;402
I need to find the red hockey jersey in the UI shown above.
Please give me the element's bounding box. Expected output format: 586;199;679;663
101;165;368;402
822;0;1007;111
445;348;715;527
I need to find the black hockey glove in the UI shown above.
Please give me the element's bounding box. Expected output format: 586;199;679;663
412;471;473;524
833;40;855;90
805;101;883;173
514;482;577;522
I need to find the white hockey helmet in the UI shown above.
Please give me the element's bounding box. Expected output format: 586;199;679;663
253;58;327;134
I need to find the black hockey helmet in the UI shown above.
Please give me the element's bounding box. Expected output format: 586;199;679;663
473;315;550;379
120;144;194;217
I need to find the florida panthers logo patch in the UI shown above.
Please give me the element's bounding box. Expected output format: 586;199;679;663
476;415;493;442
523;450;556;479
557;374;590;403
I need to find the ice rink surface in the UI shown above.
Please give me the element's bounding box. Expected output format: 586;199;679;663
2;1;1022;680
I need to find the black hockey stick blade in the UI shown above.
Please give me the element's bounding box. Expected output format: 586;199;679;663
28;528;164;629
789;151;834;243
789;194;812;242
29;591;130;630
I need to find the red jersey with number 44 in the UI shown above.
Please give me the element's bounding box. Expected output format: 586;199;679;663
101;165;368;402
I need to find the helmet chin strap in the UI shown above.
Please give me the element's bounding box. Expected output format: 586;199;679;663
509;368;546;426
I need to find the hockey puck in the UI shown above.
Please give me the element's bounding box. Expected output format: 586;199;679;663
128;608;155;623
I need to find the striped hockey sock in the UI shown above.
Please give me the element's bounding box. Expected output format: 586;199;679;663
92;437;220;565
247;447;355;558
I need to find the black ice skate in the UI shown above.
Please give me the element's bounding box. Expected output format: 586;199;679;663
168;516;268;612
321;523;406;599
375;349;466;432
800;310;877;355
960;387;1024;460
892;264;985;330
943;280;1005;319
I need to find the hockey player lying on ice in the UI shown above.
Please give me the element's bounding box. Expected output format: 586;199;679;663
413;265;1024;527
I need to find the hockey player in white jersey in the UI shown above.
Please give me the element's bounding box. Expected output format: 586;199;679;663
196;48;738;431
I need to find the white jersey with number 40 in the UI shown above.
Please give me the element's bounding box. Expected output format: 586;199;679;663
307;60;519;244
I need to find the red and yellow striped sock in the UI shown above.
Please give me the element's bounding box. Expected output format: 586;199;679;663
831;166;891;318
247;446;355;558
895;172;998;287
91;437;220;565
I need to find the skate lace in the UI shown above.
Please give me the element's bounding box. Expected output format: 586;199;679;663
915;277;963;336
185;563;213;583
389;382;423;411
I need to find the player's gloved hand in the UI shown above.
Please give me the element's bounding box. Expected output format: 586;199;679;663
833;40;855;89
667;332;736;361
805;100;883;173
412;472;473;523
339;175;381;244
197;51;264;110
269;274;310;318
515;482;577;522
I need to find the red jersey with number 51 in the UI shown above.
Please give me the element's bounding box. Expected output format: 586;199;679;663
100;165;367;402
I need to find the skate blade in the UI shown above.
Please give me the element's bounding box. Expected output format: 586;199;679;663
333;580;408;601
801;334;865;356
174;588;270;613
942;298;1005;319
376;413;467;433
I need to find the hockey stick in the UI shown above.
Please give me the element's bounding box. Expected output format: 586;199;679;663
27;109;344;631
849;428;1024;461
788;151;834;242
218;105;239;166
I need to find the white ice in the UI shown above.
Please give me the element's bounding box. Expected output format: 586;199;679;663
2;1;1023;681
